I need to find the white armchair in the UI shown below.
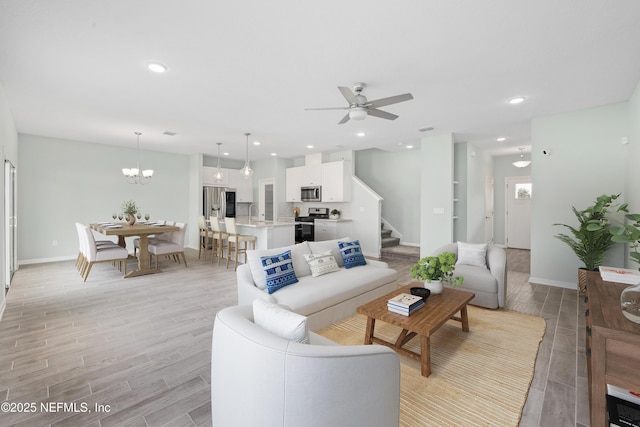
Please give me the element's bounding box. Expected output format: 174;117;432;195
432;242;507;309
211;304;401;427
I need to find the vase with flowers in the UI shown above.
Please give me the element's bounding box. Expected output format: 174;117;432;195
121;200;139;225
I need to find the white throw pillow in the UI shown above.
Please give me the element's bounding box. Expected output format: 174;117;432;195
456;242;488;268
304;250;340;277
252;299;309;344
308;237;350;268
247;242;312;290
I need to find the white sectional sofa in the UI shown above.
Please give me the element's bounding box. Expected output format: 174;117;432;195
237;238;399;331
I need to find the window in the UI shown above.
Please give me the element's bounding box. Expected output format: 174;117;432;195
515;183;532;199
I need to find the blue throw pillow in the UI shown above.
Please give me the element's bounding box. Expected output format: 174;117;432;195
261;250;299;294
338;240;367;269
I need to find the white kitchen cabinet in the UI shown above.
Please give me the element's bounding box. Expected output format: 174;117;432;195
300;164;322;186
228;169;254;203
314;220;352;241
202;166;230;186
321;161;351;202
286;167;302;202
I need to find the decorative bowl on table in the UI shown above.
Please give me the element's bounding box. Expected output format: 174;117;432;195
410;287;431;301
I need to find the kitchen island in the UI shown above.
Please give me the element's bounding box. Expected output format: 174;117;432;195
225;218;295;250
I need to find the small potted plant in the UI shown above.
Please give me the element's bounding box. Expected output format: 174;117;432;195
330;209;340;219
121;200;139;225
410;251;463;294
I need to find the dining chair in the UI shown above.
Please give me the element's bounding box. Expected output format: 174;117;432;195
75;223;120;276
198;215;214;260
133;220;173;258
224;217;256;271
80;225;129;282
209;216;229;265
148;222;188;268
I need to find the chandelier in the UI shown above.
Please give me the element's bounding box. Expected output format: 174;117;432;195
122;132;154;184
240;132;254;179
512;147;531;168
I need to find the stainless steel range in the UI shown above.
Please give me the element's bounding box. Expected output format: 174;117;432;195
295;207;329;242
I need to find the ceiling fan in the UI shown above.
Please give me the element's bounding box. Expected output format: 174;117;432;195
305;82;414;124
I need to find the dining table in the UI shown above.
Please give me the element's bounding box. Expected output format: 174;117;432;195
90;222;179;278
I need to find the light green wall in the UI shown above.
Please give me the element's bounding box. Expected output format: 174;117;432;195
18;134;191;262
530;102;629;287
453;143;467;242
354;148;421;244
420;133;454;256
0;79;19;317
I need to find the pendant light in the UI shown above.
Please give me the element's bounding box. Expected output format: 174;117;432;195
512;147;531;168
122;132;154;184
214;142;224;183
240;132;253;179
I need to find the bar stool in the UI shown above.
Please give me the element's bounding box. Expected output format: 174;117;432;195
198;215;213;260
209;216;228;265
224;217;256;271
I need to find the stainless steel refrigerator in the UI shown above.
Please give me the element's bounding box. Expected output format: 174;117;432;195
203;187;237;219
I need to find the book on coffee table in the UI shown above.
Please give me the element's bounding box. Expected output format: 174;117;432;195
388;293;425;315
599;266;640;285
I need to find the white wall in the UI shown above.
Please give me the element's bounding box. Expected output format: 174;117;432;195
623;82;640;268
354;148;421;245
0;79;19;320
18;134;191;263
530;102;629;287
420;133;454;256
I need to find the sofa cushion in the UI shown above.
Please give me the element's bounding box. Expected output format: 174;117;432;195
338;240;367;269
456;242;487;268
261;250;299;294
454;264;497;293
308;237;350;268
247;242;312;290
304;250;340;278
269;264;397;316
252;299;309;343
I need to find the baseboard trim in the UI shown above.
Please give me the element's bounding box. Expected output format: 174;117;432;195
528;276;577;290
19;255;77;266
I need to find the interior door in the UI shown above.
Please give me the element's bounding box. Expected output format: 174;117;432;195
484;176;494;243
506;176;532;249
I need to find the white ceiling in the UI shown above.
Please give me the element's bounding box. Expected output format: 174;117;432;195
1;0;640;162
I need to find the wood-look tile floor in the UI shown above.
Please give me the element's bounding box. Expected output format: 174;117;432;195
0;248;588;426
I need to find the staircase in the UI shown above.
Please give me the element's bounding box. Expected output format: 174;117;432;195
379;223;420;263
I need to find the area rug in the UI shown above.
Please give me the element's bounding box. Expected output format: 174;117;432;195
318;306;546;427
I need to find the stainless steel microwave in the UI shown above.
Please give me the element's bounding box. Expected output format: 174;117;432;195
301;186;321;202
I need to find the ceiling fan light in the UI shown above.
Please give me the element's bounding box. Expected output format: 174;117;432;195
512;160;531;168
349;107;367;120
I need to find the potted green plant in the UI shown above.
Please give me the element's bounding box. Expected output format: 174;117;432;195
330;209;340;219
410;251;463;294
121;200;139;225
554;193;625;292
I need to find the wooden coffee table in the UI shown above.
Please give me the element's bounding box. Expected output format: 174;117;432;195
356;283;475;377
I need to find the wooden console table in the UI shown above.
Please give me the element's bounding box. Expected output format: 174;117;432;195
585;273;640;427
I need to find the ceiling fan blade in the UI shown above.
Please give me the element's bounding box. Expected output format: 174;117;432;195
305;107;349;111
338;86;357;104
368;93;414;109
367;108;398;121
338;113;351;124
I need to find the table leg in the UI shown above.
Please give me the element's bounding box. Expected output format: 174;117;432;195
460;305;470;332
364;317;375;345
421;335;431;377
124;235;161;278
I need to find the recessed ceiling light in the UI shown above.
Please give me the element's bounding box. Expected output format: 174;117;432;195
406;145;414;149
223;152;230;156
253;141;261;146
497;137;507;142
508;96;525;104
147;62;167;73
270;153;277;156
307;145;314;149
357;132;366;137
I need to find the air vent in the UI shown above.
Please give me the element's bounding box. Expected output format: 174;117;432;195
162;131;176;136
418;127;434;132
